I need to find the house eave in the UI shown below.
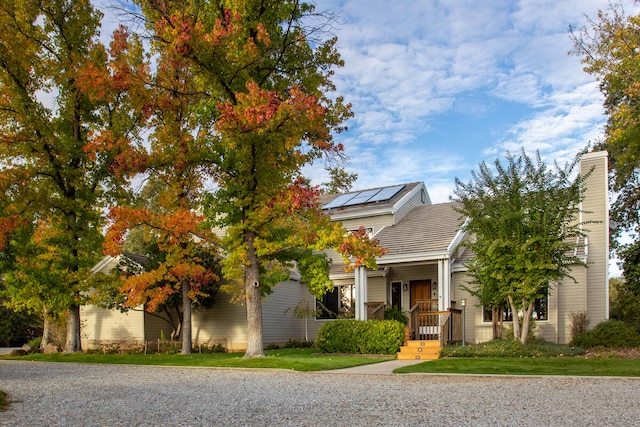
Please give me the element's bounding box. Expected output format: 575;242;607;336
377;250;451;265
90;255;117;274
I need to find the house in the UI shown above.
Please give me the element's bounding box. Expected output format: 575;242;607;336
81;254;316;352
82;151;609;356
319;151;609;358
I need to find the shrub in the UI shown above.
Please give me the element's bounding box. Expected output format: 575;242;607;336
264;343;280;350
198;343;227;353
571;319;640;348
283;339;314;348
441;339;586;357
383;307;409;325
27;337;42;353
568;311;590;341
316;319;404;355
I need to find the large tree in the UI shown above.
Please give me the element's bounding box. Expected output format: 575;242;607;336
0;1;148;352
132;0;384;357
103;22;221;354
571;4;640;279
453;150;588;344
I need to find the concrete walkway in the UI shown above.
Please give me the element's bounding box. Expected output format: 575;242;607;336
319;358;426;375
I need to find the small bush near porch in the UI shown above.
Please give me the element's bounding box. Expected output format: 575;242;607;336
316;320;404;355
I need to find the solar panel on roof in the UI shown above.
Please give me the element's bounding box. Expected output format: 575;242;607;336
322;184;407;209
322;193;358;209
367;184;405;203
341;189;381;207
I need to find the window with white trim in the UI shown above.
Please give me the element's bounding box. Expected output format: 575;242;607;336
483;294;548;322
316;284;355;319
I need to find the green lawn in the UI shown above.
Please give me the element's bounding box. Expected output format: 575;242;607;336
0;348;393;372
396;357;640;376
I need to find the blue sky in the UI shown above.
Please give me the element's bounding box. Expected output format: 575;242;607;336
98;1;634;274
301;0;639;206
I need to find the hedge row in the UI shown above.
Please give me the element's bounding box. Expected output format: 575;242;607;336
315;319;405;355
571;319;640;348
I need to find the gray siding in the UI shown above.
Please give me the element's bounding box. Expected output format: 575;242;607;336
367;277;387;304
263;280;317;344
144;311;174;342
191;294;248;352
80;305;145;349
580;151;609;325
340;214;394;236
393;185;428;224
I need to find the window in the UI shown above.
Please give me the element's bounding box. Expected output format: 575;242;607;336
347;227;374;239
317;284;355;319
483;294;548;322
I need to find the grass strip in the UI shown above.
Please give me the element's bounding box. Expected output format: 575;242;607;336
395;357;640;376
0;348;393;372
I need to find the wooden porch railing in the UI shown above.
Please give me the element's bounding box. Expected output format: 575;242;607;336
408;299;463;345
365;302;385;321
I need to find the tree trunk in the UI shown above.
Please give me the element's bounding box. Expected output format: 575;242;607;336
63;303;82;353
244;231;264;358
181;280;192;354
40;307;53;351
491;307;503;339
520;301;535;345
507;295;520;342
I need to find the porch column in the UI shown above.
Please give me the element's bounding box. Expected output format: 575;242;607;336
438;258;451;311
354;266;367;320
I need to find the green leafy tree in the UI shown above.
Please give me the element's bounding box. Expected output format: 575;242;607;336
322;166;358;194
0;282;42;345
0;1;148;352
453;150;588;344
618;240;640;295
132;0;385;358
610;276;640;332
571;4;640;273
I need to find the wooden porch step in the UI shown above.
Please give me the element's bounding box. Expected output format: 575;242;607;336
397;340;441;360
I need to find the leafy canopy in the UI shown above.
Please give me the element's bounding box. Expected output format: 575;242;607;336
452;149;588;344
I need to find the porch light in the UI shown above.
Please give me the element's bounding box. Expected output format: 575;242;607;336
403;283;407;291
461;298;466;307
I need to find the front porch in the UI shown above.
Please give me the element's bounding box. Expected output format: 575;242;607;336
366;299;463;360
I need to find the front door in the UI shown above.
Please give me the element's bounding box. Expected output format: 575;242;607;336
410;279;432;307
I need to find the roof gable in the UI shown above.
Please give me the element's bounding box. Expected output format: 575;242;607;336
376;202;465;259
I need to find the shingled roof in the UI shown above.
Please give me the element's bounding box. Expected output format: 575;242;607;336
376;202;465;258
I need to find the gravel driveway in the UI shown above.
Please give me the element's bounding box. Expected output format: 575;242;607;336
2;360;640;426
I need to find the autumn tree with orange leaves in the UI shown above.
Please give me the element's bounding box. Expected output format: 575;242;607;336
102;21;222;354
133;0;386;358
0;1;149;352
